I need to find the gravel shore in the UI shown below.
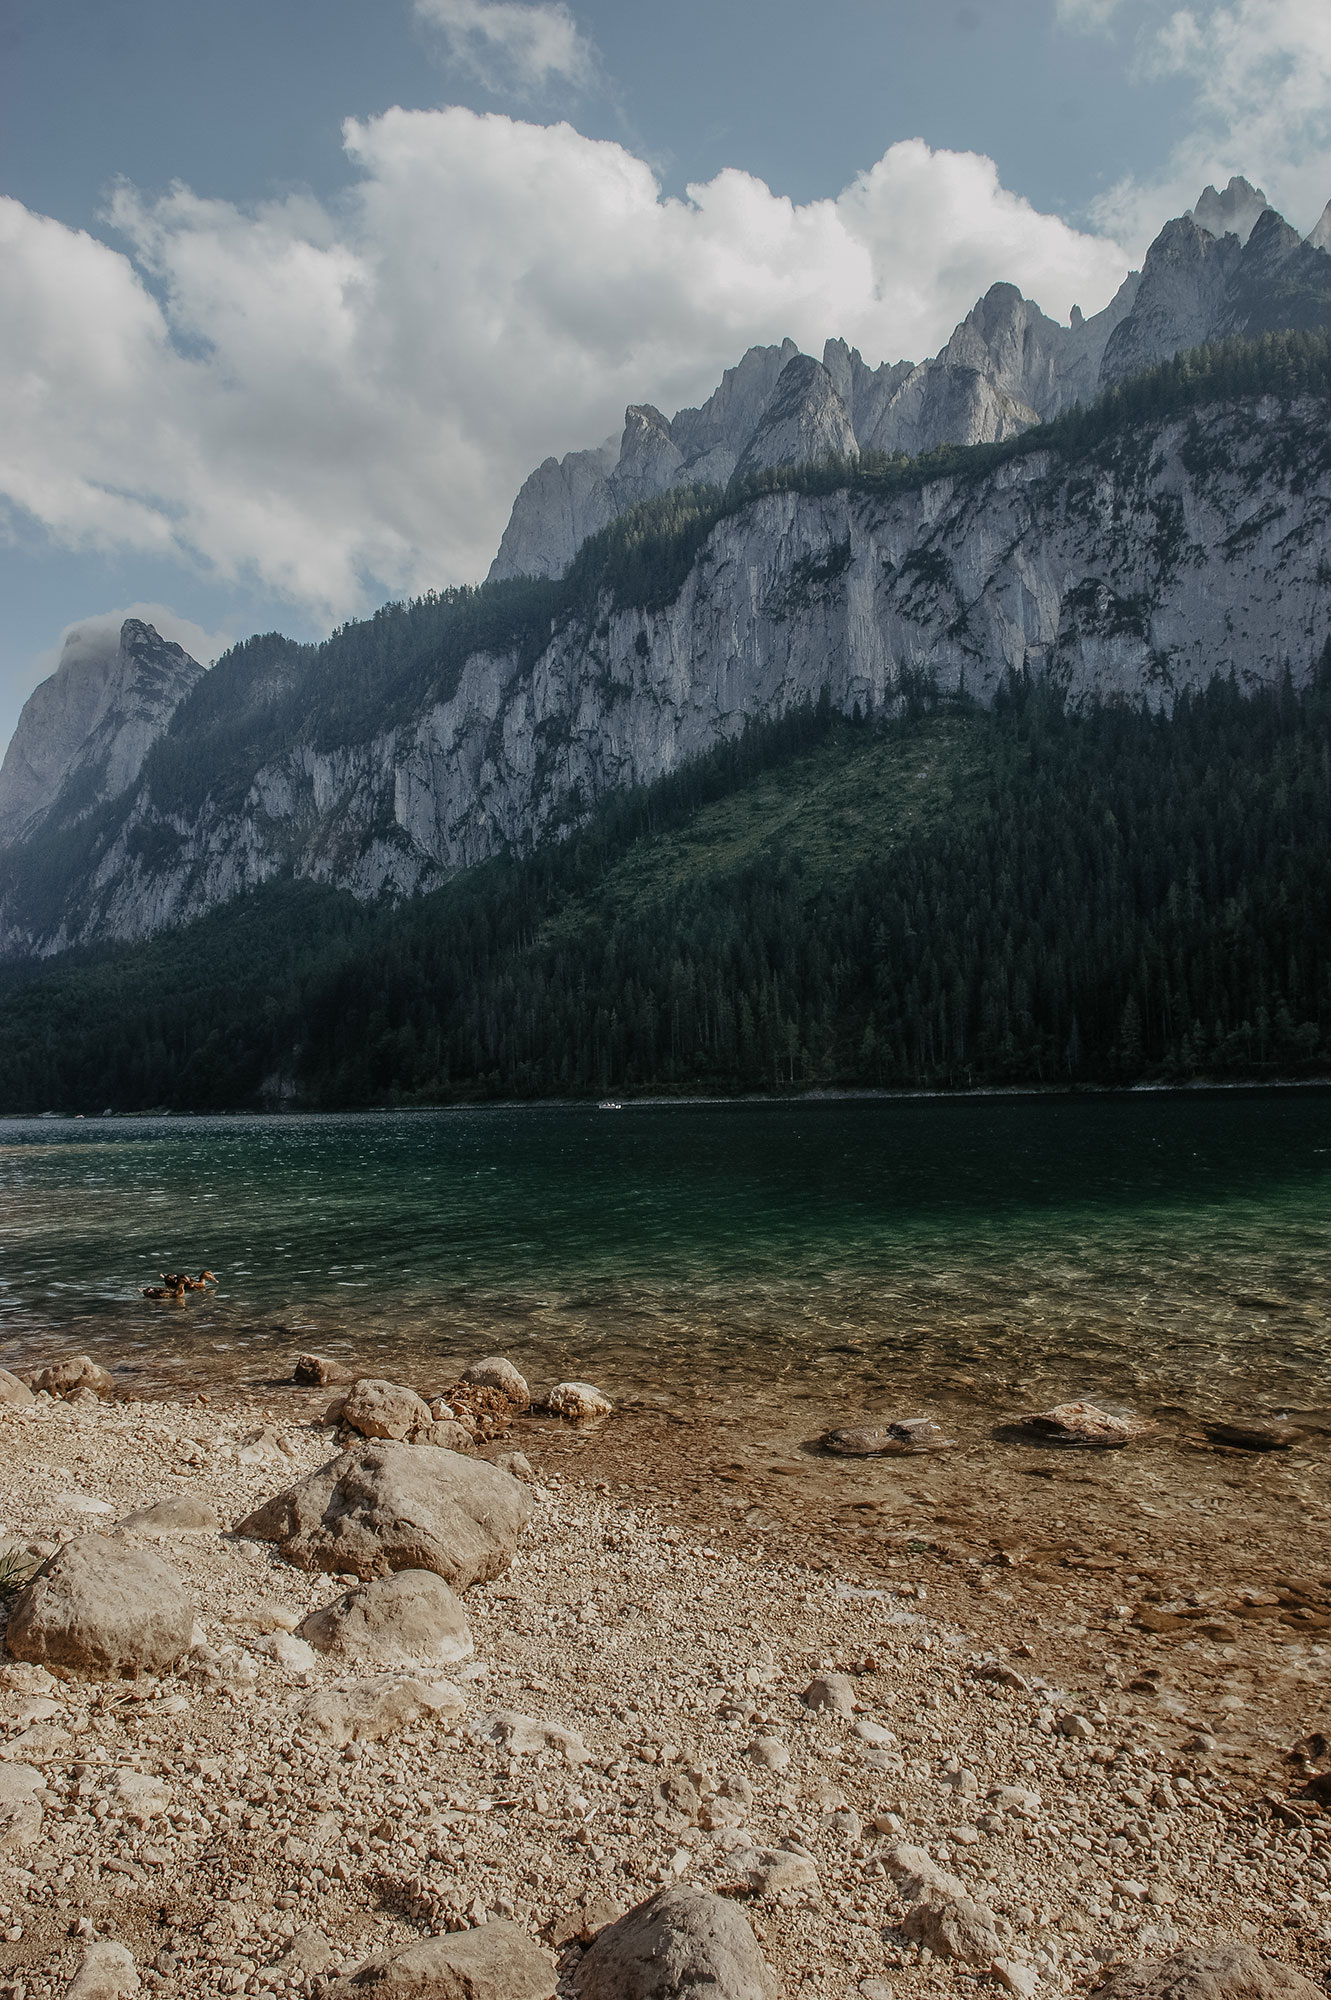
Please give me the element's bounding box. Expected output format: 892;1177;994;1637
0;1381;1325;1999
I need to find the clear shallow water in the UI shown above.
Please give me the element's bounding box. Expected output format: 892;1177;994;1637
0;1094;1329;1422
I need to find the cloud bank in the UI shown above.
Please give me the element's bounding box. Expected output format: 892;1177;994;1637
1070;0;1331;246
0;111;1130;624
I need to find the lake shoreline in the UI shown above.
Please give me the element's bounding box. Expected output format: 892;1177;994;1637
0;1365;1326;1997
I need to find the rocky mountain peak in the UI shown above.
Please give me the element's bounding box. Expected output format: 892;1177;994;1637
732;354;858;483
1190;176;1271;245
0;618;204;849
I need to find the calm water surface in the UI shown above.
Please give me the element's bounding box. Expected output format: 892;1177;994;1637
0;1094;1328;1422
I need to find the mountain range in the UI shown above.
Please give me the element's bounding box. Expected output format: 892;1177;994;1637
1;175;1330;966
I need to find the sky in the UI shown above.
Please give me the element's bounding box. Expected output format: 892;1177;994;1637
1;0;1330;753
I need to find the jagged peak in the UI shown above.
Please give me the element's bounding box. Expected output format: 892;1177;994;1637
1307;198;1331;255
1190;176;1271;245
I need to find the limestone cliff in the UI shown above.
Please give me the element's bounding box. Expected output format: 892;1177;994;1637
3;386;1328;958
0;620;205;848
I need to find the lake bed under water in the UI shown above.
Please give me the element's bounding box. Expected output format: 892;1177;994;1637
1;1091;1328;1432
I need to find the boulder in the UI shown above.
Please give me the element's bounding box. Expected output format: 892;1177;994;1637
32;1356;116;1401
0;1368;34;1409
429;1419;476;1454
330;1921;556;1998
884;1843;1003;1967
118;1494;220;1538
460;1356;531;1409
802;1672;856;1716
65;1940;140;1998
575;1885;777;2000
544;1381;612;1421
6;1538;194;1678
474;1709;589;1762
1025;1401;1150;1446
297;1570;474;1669
495;1450;537;1483
0;1762;45;1851
729;1844;819;1896
235;1441;532;1584
341;1378;436;1443
1202;1420;1303;1451
298;1674;465;1745
821;1417;956;1455
293;1354;355;1387
1091;1944;1323;2000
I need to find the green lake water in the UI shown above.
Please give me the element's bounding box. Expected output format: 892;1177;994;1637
0;1093;1328;1425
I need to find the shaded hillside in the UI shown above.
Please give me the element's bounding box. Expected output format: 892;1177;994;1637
1;669;1330;1112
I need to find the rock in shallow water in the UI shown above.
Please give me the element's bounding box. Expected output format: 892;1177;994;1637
235;1441;531;1584
6;1537;194;1678
543;1381;612;1420
460;1355;531;1409
821;1417;956;1456
1025;1401;1150;1447
574;1885;777;2000
293;1353;355;1386
1202;1419;1303;1451
330;1920;556;1998
297;1568;474;1668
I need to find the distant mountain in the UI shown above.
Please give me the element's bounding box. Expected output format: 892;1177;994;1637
489;177;1331;584
1;330;1330;960
0;619;205;848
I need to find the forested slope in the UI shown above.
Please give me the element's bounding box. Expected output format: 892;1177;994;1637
1;668;1329;1112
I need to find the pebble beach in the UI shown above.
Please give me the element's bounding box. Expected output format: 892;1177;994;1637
0;1357;1326;2000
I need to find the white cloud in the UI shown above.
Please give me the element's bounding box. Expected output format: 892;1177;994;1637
414;0;596;93
18;605;233;704
0;114;1131;624
1085;0;1331;247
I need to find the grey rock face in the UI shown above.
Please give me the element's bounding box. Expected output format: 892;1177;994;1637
296;1568;474;1668
3;391;1330;961
1091;1944;1323;2000
732;354;858;481
574;1885;777;2000
6;1538;195;1678
331;1920;557;1998
0;620;204;848
236;1440;532;1583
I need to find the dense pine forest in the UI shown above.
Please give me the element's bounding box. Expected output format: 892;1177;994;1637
1;665;1329;1112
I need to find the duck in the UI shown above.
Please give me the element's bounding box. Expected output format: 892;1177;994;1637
142;1279;186;1301
183;1270;217;1290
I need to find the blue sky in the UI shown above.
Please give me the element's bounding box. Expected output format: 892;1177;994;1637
1;0;1329;749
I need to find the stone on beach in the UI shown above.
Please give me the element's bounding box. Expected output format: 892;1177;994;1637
1202;1420;1304;1452
118;1492;221;1538
0;1368;35;1408
298;1673;466;1745
1025;1400;1150;1446
460;1355;532;1409
296;1568;474;1668
1091;1944;1324;2000
885;1842;1006;1967
64;1940;140;1998
31;1355;116;1401
474;1709;590;1762
574;1885;777;2000
820;1417;957;1456
544;1381;613;1420
235;1440;532;1584
0;1763;45;1851
341;1377;437;1443
330;1918;556;1997
802;1671;856;1716
293;1353;356;1386
5;1537;194;1678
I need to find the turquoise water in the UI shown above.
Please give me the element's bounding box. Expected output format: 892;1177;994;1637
0;1093;1328;1421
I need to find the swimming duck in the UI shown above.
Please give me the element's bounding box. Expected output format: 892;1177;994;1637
142;1279;186;1300
183;1270;217;1290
